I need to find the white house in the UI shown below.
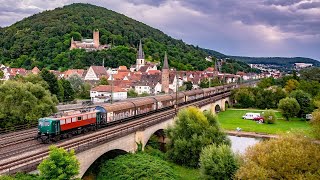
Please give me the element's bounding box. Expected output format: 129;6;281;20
90;85;127;103
84;66;108;81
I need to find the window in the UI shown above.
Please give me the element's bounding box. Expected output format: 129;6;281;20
60;119;65;125
93;113;96;118
66;118;71;123
88;114;92;119
72;117;76;122
44;121;50;126
78;116;82;121
83;115;87;120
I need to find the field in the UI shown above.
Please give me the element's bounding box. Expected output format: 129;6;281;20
218;109;311;134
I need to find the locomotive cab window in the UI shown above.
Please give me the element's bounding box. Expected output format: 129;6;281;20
44;121;50;126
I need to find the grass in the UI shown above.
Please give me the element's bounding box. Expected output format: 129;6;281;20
171;163;201;180
218;109;311;134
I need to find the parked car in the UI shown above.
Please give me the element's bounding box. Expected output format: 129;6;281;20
242;113;261;120
253;116;264;122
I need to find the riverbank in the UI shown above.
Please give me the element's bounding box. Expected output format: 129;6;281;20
226;130;278;139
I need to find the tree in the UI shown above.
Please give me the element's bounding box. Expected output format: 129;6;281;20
284;79;300;93
99;77;109;85
97;153;177;180
38;146;79;180
233;88;255;108
200;144;239;180
40;69;59;95
183;81;193;90
289;90;313;118
59;79;75;102
257;77;275;89
127;89;138;98
78;82;91;99
67;74;84;95
278;97;300;120
15;74;49;89
300;67;320;82
235;134;320;179
0;81;57;128
166;107;230;167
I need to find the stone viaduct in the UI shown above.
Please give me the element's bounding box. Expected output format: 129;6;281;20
76;96;230;178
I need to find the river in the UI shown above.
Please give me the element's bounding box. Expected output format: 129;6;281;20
228;135;262;154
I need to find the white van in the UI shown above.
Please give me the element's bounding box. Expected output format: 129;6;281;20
242;113;260;120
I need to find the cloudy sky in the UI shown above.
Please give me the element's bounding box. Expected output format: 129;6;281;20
0;0;319;60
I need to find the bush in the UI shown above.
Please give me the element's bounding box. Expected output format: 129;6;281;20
200;144;239;180
235;134;320;179
97;153;177;180
311;110;320;139
262;110;276;124
38;146;79;180
166;107;230;167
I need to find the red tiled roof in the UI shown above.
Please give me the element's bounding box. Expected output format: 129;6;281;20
91;66;108;77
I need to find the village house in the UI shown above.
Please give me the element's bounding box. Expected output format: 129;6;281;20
84;66;108;81
90;85;127;103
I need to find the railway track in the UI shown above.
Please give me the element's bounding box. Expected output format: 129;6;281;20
0;92;230;174
0;109;175;174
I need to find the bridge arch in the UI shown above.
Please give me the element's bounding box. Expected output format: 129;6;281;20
215;104;221;113
83;149;127;178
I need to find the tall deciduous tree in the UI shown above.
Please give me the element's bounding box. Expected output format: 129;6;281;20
233;88;255;108
0;81;57;128
290;90;313;118
166;107;230;167
38;146;79;180
67;74;84;95
59;79;75;102
40;69;59;95
278;97;300;120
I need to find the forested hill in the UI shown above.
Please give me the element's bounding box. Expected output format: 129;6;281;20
0;3;218;71
230;56;320;67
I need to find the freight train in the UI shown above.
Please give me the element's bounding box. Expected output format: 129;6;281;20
36;83;238;143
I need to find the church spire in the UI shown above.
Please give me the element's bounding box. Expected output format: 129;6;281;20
163;51;169;69
137;40;145;59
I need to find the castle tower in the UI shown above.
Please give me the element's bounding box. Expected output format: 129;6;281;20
161;52;169;94
93;30;100;49
136;40;145;70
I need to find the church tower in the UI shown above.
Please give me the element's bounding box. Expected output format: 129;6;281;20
161;52;169;94
136;40;145;71
70;37;76;50
93;30;100;49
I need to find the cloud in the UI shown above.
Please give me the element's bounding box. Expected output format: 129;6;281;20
0;0;319;59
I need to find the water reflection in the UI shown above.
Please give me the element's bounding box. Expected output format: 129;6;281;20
228;135;261;154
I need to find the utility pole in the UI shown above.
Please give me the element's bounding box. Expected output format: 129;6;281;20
111;73;113;104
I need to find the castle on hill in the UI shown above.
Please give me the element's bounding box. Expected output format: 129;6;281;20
70;30;109;51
